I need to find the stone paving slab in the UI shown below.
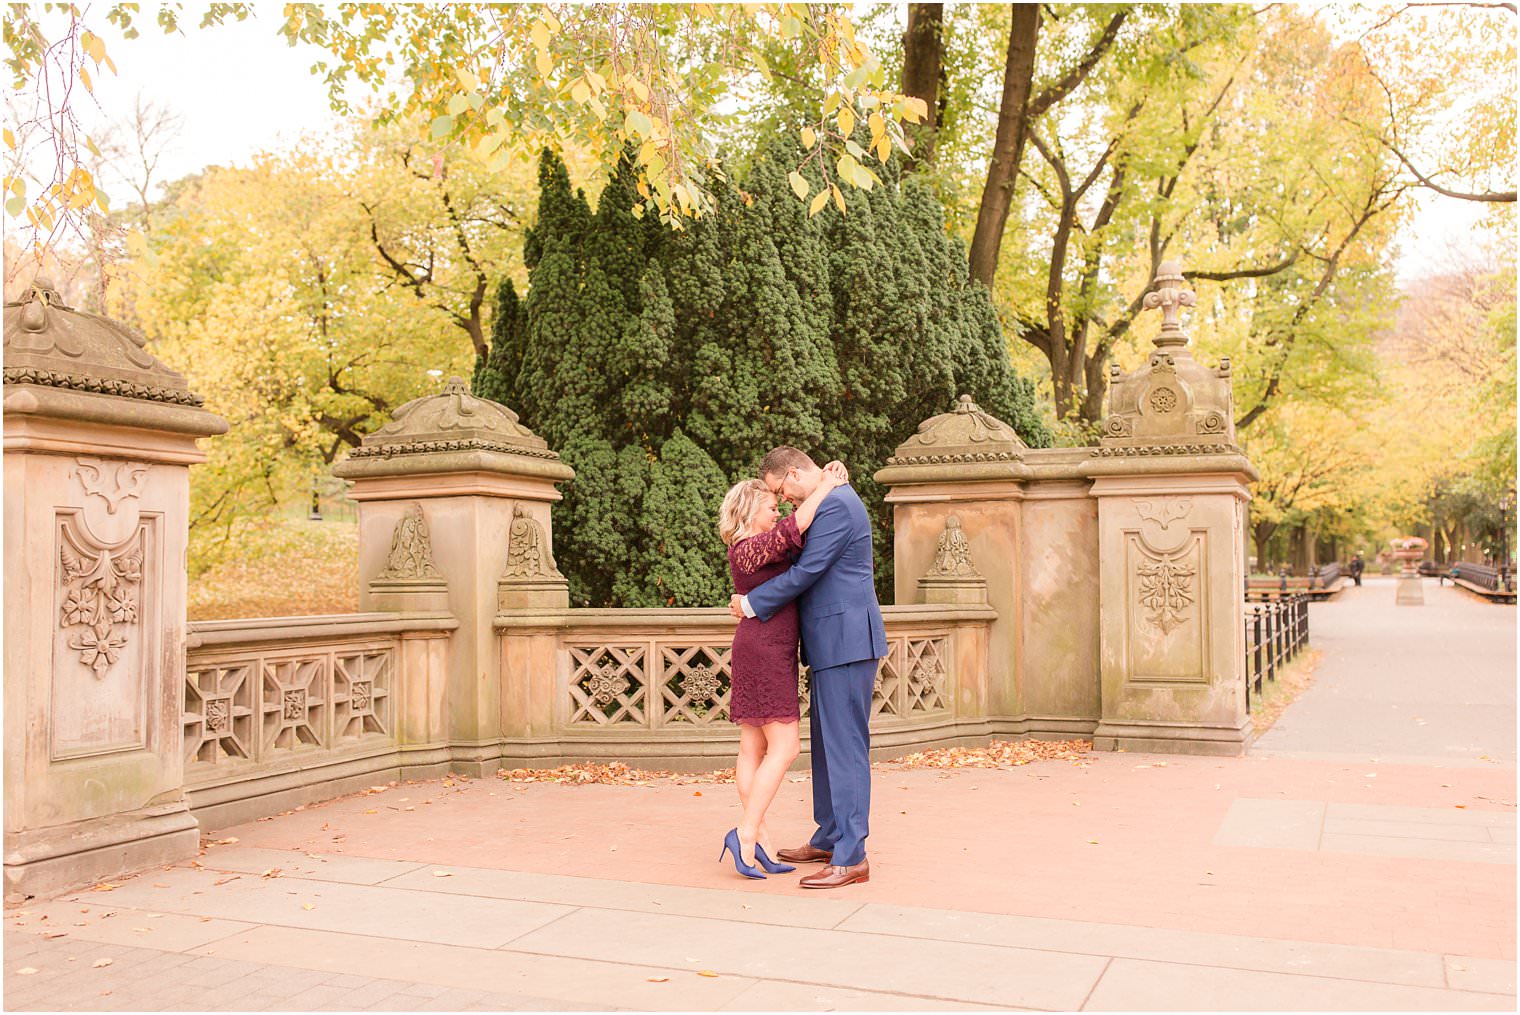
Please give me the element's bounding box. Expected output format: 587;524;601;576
1447;955;1519;995
838;903;1466;989
715;979;1016;1011
1;933;619;1011
13;902;254;951
375;862;862;930
1214;797;1517;863
74;866;575;948
192;845;429;884
191;924;761;1010
503;905;1111;1009
1083;956;1514;1011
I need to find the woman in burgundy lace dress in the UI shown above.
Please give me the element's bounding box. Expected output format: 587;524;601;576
716;462;847;877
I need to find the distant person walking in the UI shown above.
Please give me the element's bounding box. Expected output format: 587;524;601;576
1349;554;1364;587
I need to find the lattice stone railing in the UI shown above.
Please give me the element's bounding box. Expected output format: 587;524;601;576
183;613;452;786
549;606;972;735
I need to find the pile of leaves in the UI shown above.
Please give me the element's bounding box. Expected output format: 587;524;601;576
497;761;736;786
496;739;1091;786
884;738;1091;769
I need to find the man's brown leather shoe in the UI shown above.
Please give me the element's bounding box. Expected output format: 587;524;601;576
776;844;832;864
799;860;869;889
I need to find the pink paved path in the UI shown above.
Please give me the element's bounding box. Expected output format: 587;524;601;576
214;749;1514;961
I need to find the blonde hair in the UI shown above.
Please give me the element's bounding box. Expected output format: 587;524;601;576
718;479;774;547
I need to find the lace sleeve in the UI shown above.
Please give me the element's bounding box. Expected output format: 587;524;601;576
731;514;804;575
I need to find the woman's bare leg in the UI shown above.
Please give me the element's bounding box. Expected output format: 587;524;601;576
734;724;766;864
737;720;801;863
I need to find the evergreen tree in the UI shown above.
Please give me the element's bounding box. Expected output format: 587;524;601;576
471;278;522;404
487;142;1049;608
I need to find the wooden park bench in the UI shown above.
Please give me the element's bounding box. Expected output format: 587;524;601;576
1439;561;1517;604
1246;562;1349;602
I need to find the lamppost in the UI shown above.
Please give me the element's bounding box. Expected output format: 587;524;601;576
1502;487;1515;592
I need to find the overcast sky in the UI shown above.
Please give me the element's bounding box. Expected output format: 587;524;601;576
37;8;1497;283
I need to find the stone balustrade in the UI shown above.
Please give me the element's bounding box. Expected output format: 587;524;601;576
491;604;996;771
182;612;456;829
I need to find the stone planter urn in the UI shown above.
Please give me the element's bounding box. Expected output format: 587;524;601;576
1389;536;1428;575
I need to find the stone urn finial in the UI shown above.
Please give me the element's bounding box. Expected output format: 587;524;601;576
1095;260;1237;454
1141;260;1196;350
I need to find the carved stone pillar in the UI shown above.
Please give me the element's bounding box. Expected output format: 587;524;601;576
332;377;573;776
3;279;228;900
1089;262;1257;755
876;395;1029;723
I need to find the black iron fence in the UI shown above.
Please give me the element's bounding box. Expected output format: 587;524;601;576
1245;593;1309;708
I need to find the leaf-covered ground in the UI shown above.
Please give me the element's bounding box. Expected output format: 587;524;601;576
494;739;1093;786
188;517;359;620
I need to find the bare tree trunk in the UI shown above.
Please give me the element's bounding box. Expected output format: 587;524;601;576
1253;520;1276;574
901;3;944;170
968;4;1039;286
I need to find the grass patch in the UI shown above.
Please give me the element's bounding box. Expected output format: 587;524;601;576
1249;647;1323;736
189;517;359;620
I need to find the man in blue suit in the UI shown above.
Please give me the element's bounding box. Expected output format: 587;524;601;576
729;446;888;888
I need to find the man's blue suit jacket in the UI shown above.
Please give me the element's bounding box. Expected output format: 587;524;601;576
746;485;888;672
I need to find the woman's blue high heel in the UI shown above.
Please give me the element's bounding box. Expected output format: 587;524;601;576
753;844;796;874
719;828;766;879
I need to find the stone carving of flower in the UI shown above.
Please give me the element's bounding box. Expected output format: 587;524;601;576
1149;387;1178;413
205;698;230;735
586;664;630;707
60;587;94;627
75;629;127;676
106;587;137;624
683;664;720;704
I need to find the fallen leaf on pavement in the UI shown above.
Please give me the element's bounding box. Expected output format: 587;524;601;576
212;876;240;886
214;837;239;845
646;977;669;983
432;871;453;878
92;958;112;968
260;869;282;879
89;883;116;892
698;971;719;978
17;967;38;975
302;904;316;911
42;931;67;939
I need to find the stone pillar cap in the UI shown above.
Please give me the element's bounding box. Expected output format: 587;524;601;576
333;377;574;483
875;394;1029;486
3;278;227;437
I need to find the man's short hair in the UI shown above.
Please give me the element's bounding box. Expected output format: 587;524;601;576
758;446;815;479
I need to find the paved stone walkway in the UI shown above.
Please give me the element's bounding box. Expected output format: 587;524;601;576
5;581;1514;1011
1253;575;1516;765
